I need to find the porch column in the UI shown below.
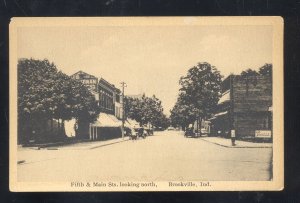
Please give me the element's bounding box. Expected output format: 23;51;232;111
93;127;95;140
95;127;98;140
93;126;95;140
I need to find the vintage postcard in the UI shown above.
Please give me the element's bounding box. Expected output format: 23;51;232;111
9;17;284;191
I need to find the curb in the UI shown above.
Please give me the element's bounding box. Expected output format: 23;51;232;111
89;138;130;149
22;138;130;150
22;140;83;149
199;138;273;148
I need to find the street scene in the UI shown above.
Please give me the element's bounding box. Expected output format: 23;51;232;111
18;130;272;182
12;18;276;187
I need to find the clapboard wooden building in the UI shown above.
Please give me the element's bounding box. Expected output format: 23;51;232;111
209;74;272;140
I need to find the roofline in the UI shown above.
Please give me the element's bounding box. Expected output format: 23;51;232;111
70;71;121;93
223;74;236;81
70;70;97;79
99;77;121;92
70;70;82;76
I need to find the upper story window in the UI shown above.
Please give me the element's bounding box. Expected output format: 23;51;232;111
79;74;84;79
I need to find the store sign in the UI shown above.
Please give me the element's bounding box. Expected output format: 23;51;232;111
255;130;272;138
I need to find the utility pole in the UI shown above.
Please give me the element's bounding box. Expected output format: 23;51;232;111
120;82;127;139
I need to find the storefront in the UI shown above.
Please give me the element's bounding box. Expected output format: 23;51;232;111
89;112;122;141
210;74;272;141
209;111;230;137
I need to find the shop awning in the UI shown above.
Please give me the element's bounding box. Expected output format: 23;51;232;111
107;114;122;125
91;112;122;127
124;120;132;128
218;90;230;104
125;119;140;129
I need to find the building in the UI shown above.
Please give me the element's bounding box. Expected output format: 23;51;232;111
70;71;124;140
209;74;272;140
71;71;98;92
70;71;99;104
98;78;123;119
98;78;116;115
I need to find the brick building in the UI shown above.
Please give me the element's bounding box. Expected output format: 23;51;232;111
209;74;272;140
70;71;123;140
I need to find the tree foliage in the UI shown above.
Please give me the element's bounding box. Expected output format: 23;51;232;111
124;94;169;128
241;64;272;78
171;62;223;131
179;62;223;118
170;93;198;129
241;68;259;77
259;63;272;77
18;58;99;143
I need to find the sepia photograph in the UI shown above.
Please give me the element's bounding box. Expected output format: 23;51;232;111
9;17;283;191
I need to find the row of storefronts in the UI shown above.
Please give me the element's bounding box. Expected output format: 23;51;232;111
70;70;273;141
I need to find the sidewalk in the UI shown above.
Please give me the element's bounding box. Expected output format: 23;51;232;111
61;137;130;150
21;137;130;150
200;136;272;148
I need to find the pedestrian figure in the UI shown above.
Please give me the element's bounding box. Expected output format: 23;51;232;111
130;128;137;141
231;130;236;146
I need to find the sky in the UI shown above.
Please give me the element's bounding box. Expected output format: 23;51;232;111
17;25;272;116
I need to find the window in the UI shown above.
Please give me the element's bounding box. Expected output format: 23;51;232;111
263;117;269;129
116;94;120;103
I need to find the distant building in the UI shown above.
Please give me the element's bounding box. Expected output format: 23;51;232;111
209;74;272;140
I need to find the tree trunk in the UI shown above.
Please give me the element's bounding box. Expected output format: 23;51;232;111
62;119;65;138
50;119;53;135
199;117;202;137
57;119;61;140
57;119;60;130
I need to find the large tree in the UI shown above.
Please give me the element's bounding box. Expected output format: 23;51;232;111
124;96;143;124
18;58;99;143
170;93;198;130
177;62;223;135
18;59;58;143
